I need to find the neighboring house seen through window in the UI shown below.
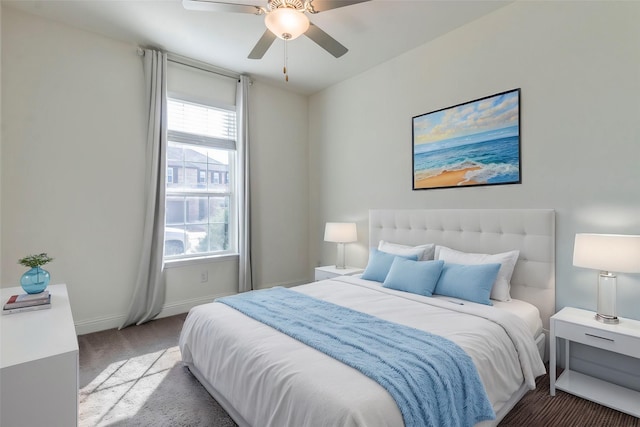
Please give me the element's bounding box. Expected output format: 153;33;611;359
164;98;237;259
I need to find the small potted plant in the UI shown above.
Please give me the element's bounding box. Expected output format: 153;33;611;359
18;253;54;294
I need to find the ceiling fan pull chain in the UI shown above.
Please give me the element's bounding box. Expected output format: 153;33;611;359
283;39;289;82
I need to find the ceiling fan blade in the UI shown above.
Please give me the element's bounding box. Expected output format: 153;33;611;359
305;23;348;58
182;0;264;15
307;0;370;13
248;30;277;59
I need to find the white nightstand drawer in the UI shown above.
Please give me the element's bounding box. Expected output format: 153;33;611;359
555;319;640;358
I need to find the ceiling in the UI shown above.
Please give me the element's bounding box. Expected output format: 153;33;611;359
4;0;510;95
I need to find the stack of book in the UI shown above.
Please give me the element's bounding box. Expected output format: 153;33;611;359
3;290;52;315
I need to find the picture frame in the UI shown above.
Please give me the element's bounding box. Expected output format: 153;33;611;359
412;88;521;190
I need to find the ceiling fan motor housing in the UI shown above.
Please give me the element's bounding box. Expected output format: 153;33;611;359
267;0;309;13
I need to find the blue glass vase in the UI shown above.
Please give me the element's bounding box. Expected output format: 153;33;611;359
20;267;50;294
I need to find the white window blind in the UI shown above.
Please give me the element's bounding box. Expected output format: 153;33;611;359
167;99;236;150
167;60;237;108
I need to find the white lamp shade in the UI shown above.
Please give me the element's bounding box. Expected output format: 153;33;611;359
573;233;640;273
265;8;310;40
324;222;357;243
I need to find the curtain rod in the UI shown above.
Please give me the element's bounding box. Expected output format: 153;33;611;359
137;47;241;81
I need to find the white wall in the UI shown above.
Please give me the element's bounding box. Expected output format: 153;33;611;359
1;7;310;333
2;7;146;332
309;1;640;319
0;5;3;270
249;81;310;289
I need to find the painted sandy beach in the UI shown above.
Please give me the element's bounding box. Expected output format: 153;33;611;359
415;166;480;188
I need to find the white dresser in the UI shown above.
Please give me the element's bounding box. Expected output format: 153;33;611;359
1;283;79;427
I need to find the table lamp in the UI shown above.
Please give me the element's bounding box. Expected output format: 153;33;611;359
573;233;640;324
324;222;357;269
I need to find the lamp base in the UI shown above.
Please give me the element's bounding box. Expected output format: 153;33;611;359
596;271;618;324
595;313;619;324
335;243;346;269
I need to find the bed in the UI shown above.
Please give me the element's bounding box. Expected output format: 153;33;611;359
179;209;555;427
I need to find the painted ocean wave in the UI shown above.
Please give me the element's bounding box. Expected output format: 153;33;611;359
414;136;519;185
463;162;520;184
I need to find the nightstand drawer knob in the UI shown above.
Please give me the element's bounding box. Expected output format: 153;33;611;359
585;333;614;342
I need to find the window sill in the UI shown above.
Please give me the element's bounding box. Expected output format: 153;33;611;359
164;253;239;269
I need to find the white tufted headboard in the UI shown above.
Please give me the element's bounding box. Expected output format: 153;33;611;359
369;209;555;332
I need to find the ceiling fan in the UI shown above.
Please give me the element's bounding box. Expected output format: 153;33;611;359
182;0;370;60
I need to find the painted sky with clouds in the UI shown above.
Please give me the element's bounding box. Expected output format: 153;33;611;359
414;91;519;146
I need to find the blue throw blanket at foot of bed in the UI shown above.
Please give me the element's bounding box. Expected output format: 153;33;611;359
217;287;495;427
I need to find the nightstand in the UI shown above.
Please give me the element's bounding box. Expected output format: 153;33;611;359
314;265;364;281
550;307;640;417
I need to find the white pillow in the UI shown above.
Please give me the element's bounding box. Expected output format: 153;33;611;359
378;240;436;261
435;246;519;301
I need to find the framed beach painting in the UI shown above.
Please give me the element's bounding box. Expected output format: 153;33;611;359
412;89;521;190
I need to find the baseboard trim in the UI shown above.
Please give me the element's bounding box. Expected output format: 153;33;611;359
155;292;235;320
74;291;236;335
75;313;126;336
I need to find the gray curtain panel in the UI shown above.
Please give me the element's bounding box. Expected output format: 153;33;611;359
121;48;168;329
237;75;253;293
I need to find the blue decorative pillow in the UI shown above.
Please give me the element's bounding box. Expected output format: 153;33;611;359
434;263;501;306
383;258;444;297
361;248;419;283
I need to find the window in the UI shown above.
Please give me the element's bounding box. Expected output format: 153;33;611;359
167;167;174;184
165;98;237;259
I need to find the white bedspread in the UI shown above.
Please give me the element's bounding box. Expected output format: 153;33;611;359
179;277;545;427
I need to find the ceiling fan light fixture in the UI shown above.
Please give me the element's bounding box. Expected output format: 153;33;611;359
265;7;310;40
